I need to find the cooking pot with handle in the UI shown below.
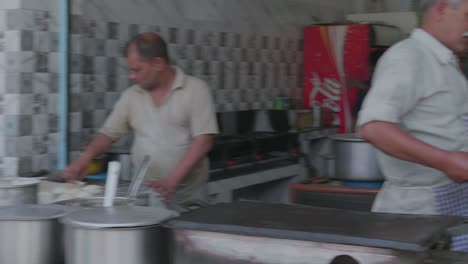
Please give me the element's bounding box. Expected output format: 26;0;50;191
326;133;384;181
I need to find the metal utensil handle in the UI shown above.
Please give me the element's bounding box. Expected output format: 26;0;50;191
127;155;151;198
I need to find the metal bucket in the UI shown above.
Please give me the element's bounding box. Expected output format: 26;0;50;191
0;205;66;264
0;178;40;206
64;223;165;264
327;134;384;181
61;206;178;264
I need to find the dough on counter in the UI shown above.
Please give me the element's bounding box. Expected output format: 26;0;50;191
51;186;66;195
82;185;102;194
38;180;105;204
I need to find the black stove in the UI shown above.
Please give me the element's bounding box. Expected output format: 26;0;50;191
208;131;300;181
209;110;300;181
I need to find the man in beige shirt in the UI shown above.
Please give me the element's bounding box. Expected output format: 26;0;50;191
64;32;219;204
358;0;468;215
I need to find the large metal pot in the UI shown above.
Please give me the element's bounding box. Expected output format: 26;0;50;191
61;206;179;264
327;134;384;181
54;196;148;208
0;205;66;264
0;178;40;206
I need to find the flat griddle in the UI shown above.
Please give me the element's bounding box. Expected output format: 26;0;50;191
165;202;463;252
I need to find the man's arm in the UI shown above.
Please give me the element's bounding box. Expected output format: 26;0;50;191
63;88;131;181
146;134;214;198
63;133;114;181
361;121;468;182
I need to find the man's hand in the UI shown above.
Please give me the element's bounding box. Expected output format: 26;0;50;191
144;134;214;199
62;133;114;182
62;160;89;182
441;152;468;183
145;176;179;199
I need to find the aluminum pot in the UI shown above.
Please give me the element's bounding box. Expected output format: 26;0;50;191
61;206;179;264
0;178;40;206
0;205;66;264
54;196;148;208
327;133;384;181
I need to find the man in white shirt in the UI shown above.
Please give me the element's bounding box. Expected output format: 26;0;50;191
64;33;219;205
358;0;468;216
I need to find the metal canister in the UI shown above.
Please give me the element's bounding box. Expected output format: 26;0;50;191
327;133;384;181
0;205;66;264
61;206;179;264
0;178;40;206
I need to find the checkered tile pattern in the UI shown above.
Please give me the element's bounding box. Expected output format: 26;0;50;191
0;7;61;176
66;17;304;159
434;183;468;251
434;183;468;216
0;6;304;176
452;234;468;252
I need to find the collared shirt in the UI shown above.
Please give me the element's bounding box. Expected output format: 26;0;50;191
357;29;468;214
100;66;219;204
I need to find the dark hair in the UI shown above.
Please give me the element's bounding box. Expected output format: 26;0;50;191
124;32;170;63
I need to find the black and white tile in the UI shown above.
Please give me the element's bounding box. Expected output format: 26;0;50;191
0;0;327;176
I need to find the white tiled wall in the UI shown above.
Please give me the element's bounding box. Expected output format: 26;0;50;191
0;0;350;176
0;1;60;176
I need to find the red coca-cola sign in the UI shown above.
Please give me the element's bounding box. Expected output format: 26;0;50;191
303;24;370;133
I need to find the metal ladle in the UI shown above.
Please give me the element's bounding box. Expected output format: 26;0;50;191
126;155;151;200
126;155;184;211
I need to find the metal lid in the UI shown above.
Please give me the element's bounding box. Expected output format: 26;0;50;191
328;133;366;142
61;205;179;229
0;205;66;221
54;197;138;208
0;178;40;188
